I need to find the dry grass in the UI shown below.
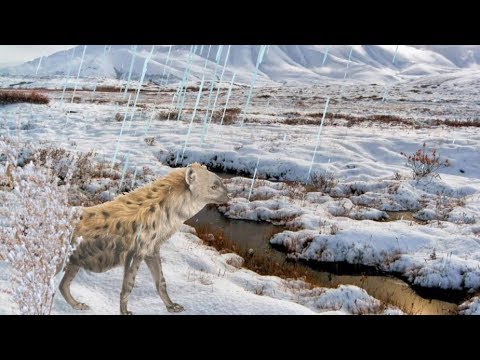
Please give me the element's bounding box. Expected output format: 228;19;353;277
185;85;214;92
209;107;242;125
157;109;181;121
27;147;109;184
144;137;156;146
305;172;338;193
278;110;480;129
283;118;318;125
95;86;121;92
431;119;480;128
0;90;49;105
195;224;317;286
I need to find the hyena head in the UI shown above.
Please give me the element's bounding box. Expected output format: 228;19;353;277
185;164;229;205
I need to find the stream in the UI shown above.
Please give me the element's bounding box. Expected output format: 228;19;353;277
186;206;460;315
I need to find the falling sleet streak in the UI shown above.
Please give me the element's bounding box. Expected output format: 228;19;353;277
322;45;331;65
177;45;199;121
240;45;267;128
35;56;43;75
70;45;87;104
177;75;205;166
207;45;231;132
174;46;195;119
203;45;212;69
382;45;400;102
143;112;155;137
202;45;224;125
92;45;109;101
160;45;173;87
174;46;194;109
131;166;138;189
111;94;132;168
248;156;260;201
128;45;155;130
70;45;87;105
220;72;237;126
166;93;176;122
91;79;98;100
60;47;77;103
343;46;353;80
118;153;130;191
392;45;399;64
199;45;224;145
305;97;330;184
123;45;138;99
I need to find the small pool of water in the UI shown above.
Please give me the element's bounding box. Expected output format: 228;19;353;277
186;206;460;315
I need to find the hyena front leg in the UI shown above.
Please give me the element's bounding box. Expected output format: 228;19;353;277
145;253;184;313
120;252;142;315
59;264;90;310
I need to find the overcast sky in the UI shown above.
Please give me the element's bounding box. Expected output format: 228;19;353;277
0;45;76;66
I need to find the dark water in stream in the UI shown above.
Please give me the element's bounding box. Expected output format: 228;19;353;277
186;206;460;315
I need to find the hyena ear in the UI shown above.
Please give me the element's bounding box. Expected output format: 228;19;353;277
185;166;197;185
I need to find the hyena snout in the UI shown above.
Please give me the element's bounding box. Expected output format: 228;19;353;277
215;187;230;204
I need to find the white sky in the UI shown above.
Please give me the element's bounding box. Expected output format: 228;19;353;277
0;45;76;66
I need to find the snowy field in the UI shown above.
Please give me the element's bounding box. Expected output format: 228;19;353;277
0;69;479;314
2;224;393;315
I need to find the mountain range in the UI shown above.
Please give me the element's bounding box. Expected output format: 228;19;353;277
1;45;479;85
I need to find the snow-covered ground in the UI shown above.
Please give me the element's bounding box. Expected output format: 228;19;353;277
1;73;479;314
0;224;395;315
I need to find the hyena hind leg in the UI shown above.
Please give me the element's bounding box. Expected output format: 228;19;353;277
59;264;90;311
145;254;184;313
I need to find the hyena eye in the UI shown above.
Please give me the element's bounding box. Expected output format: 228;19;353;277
211;185;218;190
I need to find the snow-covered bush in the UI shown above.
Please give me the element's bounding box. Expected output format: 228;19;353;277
0;137;81;314
401;143;449;180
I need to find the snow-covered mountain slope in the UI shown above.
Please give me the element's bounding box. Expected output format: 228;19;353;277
1;45;479;85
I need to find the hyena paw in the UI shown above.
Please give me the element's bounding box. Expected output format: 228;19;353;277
121;310;133;315
73;302;90;311
167;303;185;313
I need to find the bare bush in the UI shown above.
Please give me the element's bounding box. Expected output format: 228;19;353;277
0;137;81;314
306;171;338;193
330;224;339;235
144;137;156;146
115;113;124;122
401;143;449;180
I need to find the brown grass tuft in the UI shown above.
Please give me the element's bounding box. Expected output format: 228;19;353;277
0;90;49;105
157;109;180;121
209;107;242;125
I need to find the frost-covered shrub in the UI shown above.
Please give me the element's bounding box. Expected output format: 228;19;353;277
401;143;449;180
306;171;338;193
0;137;81;315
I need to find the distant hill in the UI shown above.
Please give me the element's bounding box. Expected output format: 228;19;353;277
1;45;478;85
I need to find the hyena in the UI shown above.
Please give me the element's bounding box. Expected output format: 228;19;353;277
59;163;229;314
